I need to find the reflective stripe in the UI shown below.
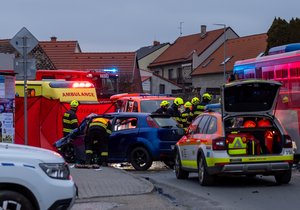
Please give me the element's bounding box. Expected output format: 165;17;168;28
63;128;73;133
64;113;70;117
101;152;108;156
86;150;93;154
63;119;78;124
181;159;198;169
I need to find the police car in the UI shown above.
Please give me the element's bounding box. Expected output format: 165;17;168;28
0;143;77;209
174;80;294;186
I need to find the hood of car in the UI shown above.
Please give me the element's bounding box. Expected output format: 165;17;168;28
0;143;64;163
221;80;282;118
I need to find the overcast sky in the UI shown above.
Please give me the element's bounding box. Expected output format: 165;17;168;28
1;0;299;52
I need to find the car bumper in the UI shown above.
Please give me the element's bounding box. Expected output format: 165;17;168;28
208;162;291;175
49;183;77;210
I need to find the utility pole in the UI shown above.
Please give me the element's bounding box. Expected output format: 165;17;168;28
179;22;184;36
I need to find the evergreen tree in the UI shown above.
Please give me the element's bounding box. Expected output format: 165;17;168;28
266;17;289;53
289;18;300;43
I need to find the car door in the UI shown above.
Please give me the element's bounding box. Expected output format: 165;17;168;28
190;115;211;163
179;116;203;169
109;116;139;161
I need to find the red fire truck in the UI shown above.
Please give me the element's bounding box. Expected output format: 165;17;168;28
35;69;119;101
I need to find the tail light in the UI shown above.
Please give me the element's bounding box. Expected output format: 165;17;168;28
72;82;94;88
146;116;159;128
283;134;293;148
212;137;227;150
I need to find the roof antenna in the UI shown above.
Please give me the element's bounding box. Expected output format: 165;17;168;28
179;22;184;36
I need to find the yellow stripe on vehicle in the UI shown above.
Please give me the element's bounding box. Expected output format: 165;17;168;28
181;160;198;169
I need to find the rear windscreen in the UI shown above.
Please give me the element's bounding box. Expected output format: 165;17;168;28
151;116;179;128
224;83;279;112
140;100;173;113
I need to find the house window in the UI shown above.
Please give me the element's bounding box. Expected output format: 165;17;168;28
159;84;165;94
168;69;174;80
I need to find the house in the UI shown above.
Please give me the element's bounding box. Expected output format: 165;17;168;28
0;39;55;70
137;41;176;93
191;33;267;98
39;37;142;93
140;69;181;94
137;41;170;71
148;25;239;99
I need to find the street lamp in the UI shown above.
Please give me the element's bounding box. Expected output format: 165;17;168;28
214;24;226;83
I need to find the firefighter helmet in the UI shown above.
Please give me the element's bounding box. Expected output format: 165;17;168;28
202;93;212;101
70;100;79;108
160;100;170;107
174;97;184;106
191;97;200;105
184;101;192;109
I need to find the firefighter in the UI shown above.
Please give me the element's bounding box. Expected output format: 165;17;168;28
62;100;79;137
167;97;184;127
194;93;212;117
85;117;112;166
191;96;201;120
154;100;170;114
181;101;193;131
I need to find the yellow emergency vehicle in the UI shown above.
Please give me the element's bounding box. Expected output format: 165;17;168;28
174;80;294;186
15;80;98;102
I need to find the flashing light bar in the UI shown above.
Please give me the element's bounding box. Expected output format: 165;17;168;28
72;82;93;88
103;68;118;73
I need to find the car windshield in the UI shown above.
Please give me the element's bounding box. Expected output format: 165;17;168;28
151;116;179;128
140;100;174;112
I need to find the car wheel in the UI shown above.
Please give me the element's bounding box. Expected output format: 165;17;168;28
163;160;175;169
198;155;214;186
0;190;34;210
174;150;189;179
274;169;292;184
130;147;153;171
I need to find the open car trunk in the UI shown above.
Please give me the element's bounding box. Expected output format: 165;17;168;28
224;116;283;156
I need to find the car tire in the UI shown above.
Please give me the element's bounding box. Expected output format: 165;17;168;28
174;150;189;179
130;147;153;171
0;190;34;210
274;169;292;184
198;155;214;186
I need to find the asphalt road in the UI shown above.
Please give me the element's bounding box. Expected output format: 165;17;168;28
132;163;300;210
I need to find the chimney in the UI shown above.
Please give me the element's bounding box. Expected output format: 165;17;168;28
50;36;57;42
153;40;160;46
200;25;207;37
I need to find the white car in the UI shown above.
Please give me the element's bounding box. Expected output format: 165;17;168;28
0;143;77;210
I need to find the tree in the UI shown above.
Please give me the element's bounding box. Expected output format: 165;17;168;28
288;18;300;43
266;17;289;53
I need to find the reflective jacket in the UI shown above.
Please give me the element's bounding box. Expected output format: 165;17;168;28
62;109;78;137
181;108;193;131
167;104;183;128
88;117;112;136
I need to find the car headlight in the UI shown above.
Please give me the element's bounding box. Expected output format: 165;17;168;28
39;163;70;180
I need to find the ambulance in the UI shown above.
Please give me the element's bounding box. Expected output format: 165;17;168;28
15;80;115;150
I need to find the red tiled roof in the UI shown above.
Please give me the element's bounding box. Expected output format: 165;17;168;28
191;33;267;75
39;40;137;74
149;28;224;67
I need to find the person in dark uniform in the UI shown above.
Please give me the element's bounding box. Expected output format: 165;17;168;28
167;97;184;128
85;117;112;166
154;100;170;114
62;100;79;137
